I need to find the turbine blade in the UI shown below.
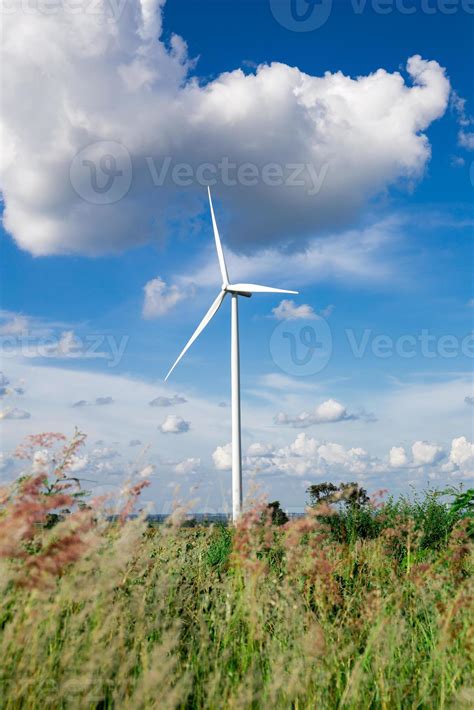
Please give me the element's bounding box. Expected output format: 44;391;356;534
165;291;226;381
228;283;299;295
208;187;229;286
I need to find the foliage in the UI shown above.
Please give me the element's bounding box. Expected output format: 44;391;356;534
448;487;474;537
307;481;370;510
266;500;289;526
0;435;472;708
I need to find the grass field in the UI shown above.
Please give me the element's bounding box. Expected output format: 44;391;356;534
0;433;472;709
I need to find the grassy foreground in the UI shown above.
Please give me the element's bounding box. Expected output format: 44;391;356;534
0;434;472;708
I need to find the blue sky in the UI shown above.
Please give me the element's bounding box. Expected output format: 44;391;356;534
1;0;473;512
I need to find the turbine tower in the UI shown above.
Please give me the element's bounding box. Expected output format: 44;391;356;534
165;188;298;522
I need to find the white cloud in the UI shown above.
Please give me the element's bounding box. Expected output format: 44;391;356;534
242;432;378;479
178;216;407;294
320;304;335;318
450;155;465;168
247;442;275;458
139;464;156;479
142;278;188;319
449;436;474;467
149;394;187;407
174;457;200;475
411;440;444;466
212;443;232;471
451;90;472;127
0;407;31;420
159;414;190;434
271;299;335;321
458;131;474;151
0;0;450;256
0;313;31;336
389;446;408;468
39;330;108;360
240;432;473;483
275;398;358;428
2;352;472;506
272;300;317;321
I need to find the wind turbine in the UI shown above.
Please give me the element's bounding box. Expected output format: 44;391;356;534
165;187;298;522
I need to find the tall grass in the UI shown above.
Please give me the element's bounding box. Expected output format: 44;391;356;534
0;433;472;708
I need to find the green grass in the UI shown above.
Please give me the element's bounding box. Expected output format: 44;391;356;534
0;497;472;709
0;434;472;708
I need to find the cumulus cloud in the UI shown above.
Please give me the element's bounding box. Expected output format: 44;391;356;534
272;300;317;321
0;407;31;420
411;440;444;466
212;433;474;483
159;414;190;434
0;316;110;361
438;437;474;481
0;0;450;256
389;446;409;468
271;300;335;321
129;439;142;447
40;330;108;360
458;131;474;150
142;278;189;318
149;394;187;407
174;457;200;475
212;443;232;471
275;399;360;428
389;438;474;475
449;436;474;468
247;442;275;458
242;432;378;479
465;396;474;405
